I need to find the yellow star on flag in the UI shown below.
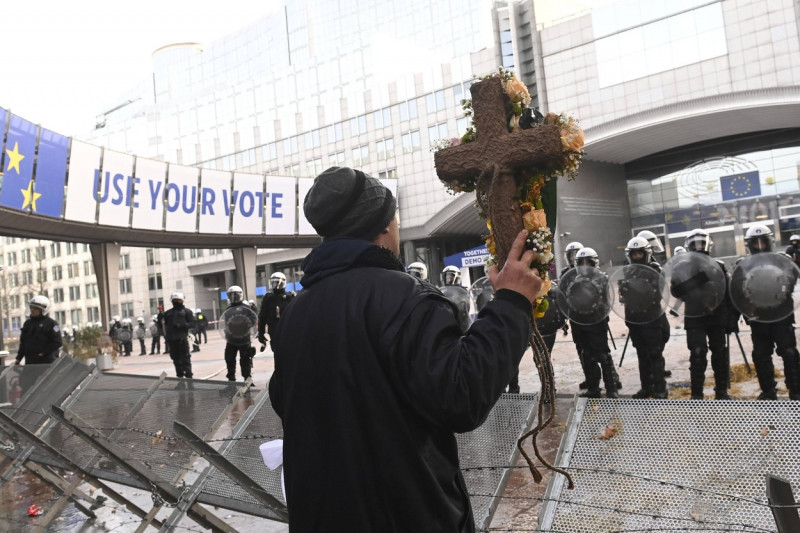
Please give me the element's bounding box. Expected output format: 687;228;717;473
21;179;42;211
5;142;25;174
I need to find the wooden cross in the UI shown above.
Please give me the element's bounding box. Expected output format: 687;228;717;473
434;76;563;268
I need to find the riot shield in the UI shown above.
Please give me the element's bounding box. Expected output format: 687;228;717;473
730;253;800;323
469;276;494;313
114;328;133;343
609;264;668;324
663;252;726;317
219;305;259;346
556;266;612;326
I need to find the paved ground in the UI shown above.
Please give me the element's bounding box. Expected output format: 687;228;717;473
4;312;789;532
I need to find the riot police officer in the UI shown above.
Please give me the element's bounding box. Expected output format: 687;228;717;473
570;248;618;398
135;317;147;355
195;308;208;344
224;285;256;381
743;225;800;400
439;265;470;333
680;229;736;400
258;273;295;349
116;318;134;357
15;295;63;391
563;241;583;270
785;234;800;270
406;262;428;281
163;291;195;378
149;315;162;354
621;237;670;398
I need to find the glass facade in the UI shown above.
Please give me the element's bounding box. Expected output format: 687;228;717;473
629;145;800;257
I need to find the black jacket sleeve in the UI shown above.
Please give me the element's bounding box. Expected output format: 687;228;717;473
258;294;269;335
381;288;531;434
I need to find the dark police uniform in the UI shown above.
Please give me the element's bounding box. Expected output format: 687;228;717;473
163;304;195;378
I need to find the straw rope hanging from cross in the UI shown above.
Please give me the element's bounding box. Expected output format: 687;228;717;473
434;69;584;488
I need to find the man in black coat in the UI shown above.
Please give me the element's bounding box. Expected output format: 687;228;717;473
15;295;63;391
269;166;540;532
163;292;195;378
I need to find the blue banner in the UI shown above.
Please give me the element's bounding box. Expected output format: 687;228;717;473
33;128;69;218
720;170;760;201
0;107;6;176
0;114;38;212
444;245;490;268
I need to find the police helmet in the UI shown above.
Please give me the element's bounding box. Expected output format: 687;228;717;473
29;295;50;314
407;262;428;281
170;292;185;304
673;246;686;255
625;236;652;265
112;314;121;322
270;272;287;290
636;230;665;254
137;316;144;323
195;308;202;314
151;315;158;322
790;234;800;245
575;247;599;268
745;224;774;254
121;318;132;326
685;229;713;254
94;321;102;328
86;322;93;328
441;265;461;286
227;285;244;304
72;325;79;332
564;241;584;266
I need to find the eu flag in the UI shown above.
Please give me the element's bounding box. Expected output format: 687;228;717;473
34;128;69;218
0;114;38;212
720;170;761;201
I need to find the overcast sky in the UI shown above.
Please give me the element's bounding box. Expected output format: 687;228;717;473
0;0;281;137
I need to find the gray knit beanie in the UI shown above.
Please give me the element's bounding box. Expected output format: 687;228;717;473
303;167;397;240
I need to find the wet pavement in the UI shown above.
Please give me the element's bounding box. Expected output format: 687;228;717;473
0;312;782;531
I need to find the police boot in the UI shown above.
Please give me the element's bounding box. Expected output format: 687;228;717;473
711;350;731;400
779;348;800;401
650;353;668;400
633;355;652;399
754;357;778;400
689;366;706;400
600;355;619;399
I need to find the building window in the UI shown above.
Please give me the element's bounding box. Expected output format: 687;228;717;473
85;284;98;298
7;273;18;287
329;151;345;166
376;138;395;160
427;122;449;142
304;130;321;149
119;278;133;294
87;307;100;322
52;288;65;303
37;268;47;283
54;310;66;325
50;242;61;257
170;249;185;261
83;260;94;276
349;115;368;136
67;262;79;278
11;317;21;331
36;246;46;260
306;158;323;177
373;108;392;129
148;274;163;291
69;286;81;300
401;130;420;153
146;248;160;266
189;249;204;259
149;297;164;311
22;270;33;285
120;303;133;318
7;252;16;266
378;169;397;179
66;242;79;254
21;249;31;263
70;309;83;325
52;266;63;280
351;145;370;166
327;122;343;142
262;142;277;162
119;254;131;270
399;100;418;121
425;90;447;113
282;136;299;156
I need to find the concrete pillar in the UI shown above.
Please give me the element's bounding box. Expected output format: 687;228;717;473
402;240;415;267
231;247;258;302
90;242;121;329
